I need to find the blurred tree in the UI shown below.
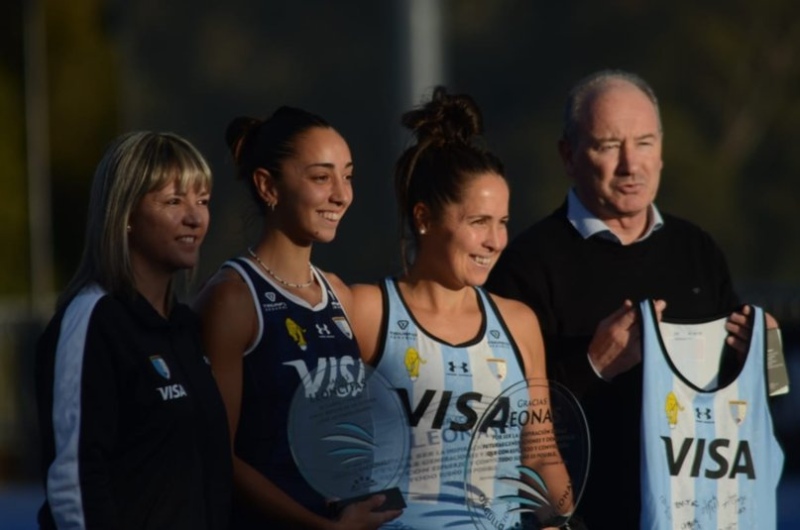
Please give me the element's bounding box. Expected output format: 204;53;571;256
46;0;119;289
0;0;118;298
448;0;800;285
653;1;800;282
0;2;28;296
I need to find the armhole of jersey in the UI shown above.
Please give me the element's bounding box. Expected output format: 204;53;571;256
473;286;488;344
640;299;652;371
481;288;526;375
370;279;391;366
223;259;263;357
749;306;772;401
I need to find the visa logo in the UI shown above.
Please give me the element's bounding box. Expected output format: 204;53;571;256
157;384;188;401
662;436;755;479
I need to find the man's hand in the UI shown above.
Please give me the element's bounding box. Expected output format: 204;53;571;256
725;305;779;354
588;299;667;381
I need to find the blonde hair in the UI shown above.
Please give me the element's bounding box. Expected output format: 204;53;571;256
58;131;212;309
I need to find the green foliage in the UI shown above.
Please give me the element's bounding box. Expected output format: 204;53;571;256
449;0;800;284
45;0;119;288
0;70;28;296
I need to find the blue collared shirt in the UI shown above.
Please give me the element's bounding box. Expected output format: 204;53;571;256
566;188;664;244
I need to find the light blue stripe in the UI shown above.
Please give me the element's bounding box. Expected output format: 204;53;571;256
48;284;105;530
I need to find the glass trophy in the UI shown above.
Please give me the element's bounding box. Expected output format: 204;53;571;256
464;378;590;529
287;361;409;512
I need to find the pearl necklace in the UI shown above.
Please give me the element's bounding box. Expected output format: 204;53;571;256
247;247;314;289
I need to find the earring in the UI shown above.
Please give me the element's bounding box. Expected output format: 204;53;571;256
268;201;276;212
419;227;426;235
126;225;132;233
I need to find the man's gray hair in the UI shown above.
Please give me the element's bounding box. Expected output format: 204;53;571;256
562;69;662;146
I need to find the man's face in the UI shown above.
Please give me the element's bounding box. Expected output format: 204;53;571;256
561;82;664;225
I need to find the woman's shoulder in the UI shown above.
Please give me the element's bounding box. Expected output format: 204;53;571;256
192;267;252;315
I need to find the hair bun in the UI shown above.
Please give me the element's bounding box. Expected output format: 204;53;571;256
402;86;483;146
224;116;262;162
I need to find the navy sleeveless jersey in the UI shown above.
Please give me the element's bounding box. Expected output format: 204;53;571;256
225;257;360;528
639;300;784;529
374;278;528;530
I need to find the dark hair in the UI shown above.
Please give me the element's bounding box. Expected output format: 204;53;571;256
395;86;505;267
224;106;331;212
562;69;662;147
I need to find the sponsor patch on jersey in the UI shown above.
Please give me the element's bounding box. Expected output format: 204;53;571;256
729;400;747;425
664;391;684;429
157;383;188;401
315;323;334;338
149;355;171;380
694;406;714;424
447;360;470;376
261;291;288;312
285;317;308;351
404;347;426;381
486;358;506;381
329;290;343;310
332;316;353;339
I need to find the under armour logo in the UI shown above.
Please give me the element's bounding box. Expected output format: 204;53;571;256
695;407;713;422
316;324;331;335
448;361;469;374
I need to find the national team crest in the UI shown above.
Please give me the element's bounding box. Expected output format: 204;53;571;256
486;358;507;381
332;316;353;339
149;355;171;380
729;400;748;425
285;318;308;351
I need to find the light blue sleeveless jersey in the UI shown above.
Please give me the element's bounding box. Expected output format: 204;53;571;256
639;300;784;530
374;278;528;530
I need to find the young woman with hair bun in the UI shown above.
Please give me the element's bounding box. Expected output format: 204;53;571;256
351;87;573;529
193;107;400;530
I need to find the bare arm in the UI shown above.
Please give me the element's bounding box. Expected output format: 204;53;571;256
350;283;384;365
493;294;575;523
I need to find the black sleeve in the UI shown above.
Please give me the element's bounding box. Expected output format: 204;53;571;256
44;303;122;529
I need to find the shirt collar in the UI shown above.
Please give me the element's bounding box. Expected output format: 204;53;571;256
566;187;664;244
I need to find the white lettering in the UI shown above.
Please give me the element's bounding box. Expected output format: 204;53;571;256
156;384;188;401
